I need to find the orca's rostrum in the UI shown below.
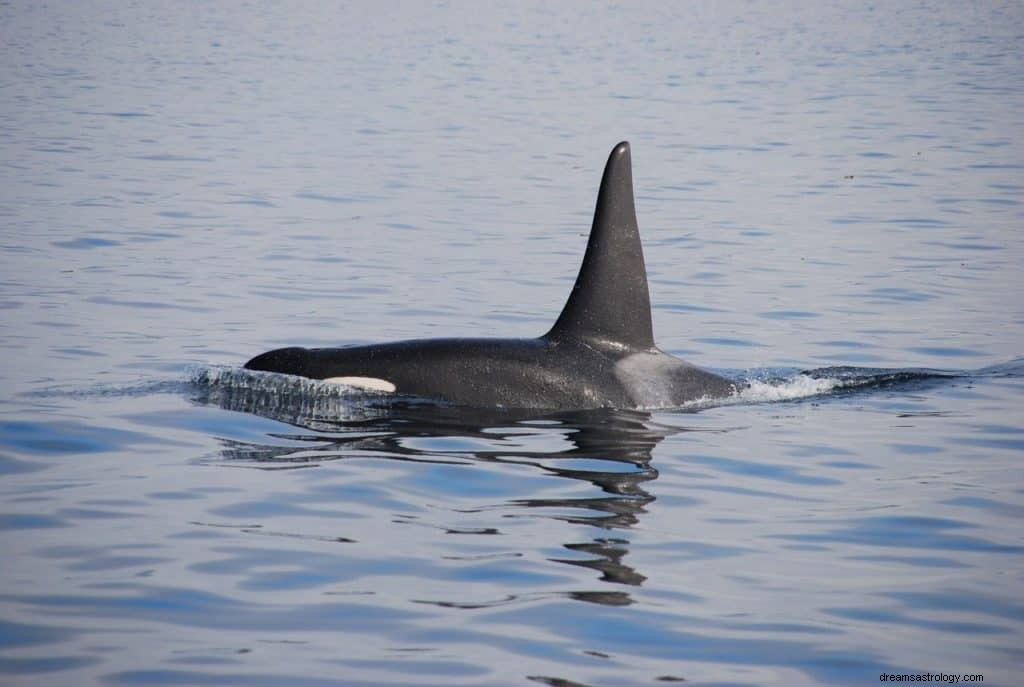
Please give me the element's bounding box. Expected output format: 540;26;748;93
246;142;736;409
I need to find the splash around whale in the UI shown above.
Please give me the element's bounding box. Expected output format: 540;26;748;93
245;142;737;410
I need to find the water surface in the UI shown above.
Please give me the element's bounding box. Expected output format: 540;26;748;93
1;2;1022;685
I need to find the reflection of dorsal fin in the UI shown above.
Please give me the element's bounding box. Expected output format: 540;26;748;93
545;142;655;351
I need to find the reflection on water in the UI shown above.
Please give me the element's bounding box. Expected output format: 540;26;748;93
197;379;685;605
0;369;1017;686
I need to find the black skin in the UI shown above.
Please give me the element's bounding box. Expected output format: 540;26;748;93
245;142;736;410
244;335;734;409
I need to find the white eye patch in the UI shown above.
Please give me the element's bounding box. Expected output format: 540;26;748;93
322;376;396;393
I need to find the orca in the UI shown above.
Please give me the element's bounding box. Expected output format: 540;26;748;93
245;142;736;409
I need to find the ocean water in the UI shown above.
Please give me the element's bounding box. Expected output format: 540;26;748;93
1;2;1023;685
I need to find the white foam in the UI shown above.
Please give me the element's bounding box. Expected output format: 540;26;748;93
733;374;840;404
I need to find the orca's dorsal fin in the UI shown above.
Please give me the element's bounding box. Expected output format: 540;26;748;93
545;141;655;351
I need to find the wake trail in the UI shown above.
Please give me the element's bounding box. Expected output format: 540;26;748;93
718;365;964;407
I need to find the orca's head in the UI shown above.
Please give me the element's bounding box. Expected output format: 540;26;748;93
244;346;311;375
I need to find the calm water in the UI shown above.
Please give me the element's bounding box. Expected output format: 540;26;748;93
2;2;1023;685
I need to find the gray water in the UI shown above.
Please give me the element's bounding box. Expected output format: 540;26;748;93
2;2;1023;685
